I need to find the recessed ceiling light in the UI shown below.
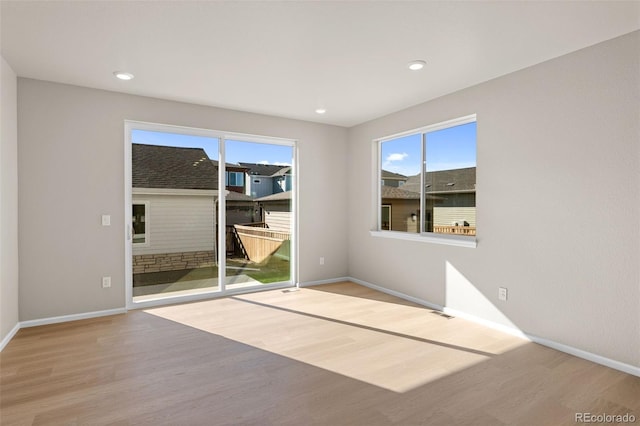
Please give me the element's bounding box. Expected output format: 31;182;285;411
408;60;426;71
114;71;134;81
315;108;326;114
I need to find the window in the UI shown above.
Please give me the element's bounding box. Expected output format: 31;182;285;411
132;202;148;244
226;171;244;187
126;121;296;308
381;205;392;230
377;115;476;244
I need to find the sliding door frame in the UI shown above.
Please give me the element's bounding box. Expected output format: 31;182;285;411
124;120;298;310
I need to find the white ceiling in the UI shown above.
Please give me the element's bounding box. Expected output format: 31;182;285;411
2;1;639;127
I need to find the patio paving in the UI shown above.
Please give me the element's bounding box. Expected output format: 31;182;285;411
133;273;261;300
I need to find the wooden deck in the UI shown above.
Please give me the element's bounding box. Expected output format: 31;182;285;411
1;282;638;425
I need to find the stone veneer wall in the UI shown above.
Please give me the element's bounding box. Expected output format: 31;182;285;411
133;251;215;274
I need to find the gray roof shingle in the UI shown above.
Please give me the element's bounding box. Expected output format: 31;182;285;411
381;170;407;180
402;167;475;194
211;160;249;172
239;162;289;177
271;166;292;177
256;191;292;202
226;191;254;201
381;185;421;200
132;144;218;190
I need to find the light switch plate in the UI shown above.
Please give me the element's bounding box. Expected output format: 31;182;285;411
101;215;111;226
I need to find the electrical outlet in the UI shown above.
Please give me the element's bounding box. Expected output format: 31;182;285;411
498;287;508;301
102;276;111;288
319;257;325;265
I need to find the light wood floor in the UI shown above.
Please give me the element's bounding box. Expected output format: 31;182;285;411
2;282;638;425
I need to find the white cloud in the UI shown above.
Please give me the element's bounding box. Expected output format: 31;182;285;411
381;152;422;176
382;152;411;172
258;160;270;165
386;152;408;162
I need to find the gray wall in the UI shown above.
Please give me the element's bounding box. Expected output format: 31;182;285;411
347;31;640;367
17;80;348;320
1;55;19;343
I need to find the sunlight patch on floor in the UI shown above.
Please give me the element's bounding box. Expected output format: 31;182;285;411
144;284;527;393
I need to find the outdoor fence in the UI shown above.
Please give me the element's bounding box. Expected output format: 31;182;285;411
233;222;291;263
433;225;476;236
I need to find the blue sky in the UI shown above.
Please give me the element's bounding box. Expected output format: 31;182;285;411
132;130;292;165
381;121;476;176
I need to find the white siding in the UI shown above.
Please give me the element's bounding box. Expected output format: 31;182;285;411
133;193;215;255
433;207;476;227
265;211;291;232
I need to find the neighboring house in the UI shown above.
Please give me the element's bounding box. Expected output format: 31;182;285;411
133;145;265;273
232;190;293;262
239;162;292;198
222;190;260;257
211;160;250;194
223;190;258;226
210;160;258;226
383;167;476;234
132;143;219;274
271;166;293;194
380;185;421;232
256;190;292;232
381;170;408;187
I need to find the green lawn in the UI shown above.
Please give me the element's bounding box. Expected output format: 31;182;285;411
133;255;290;287
243;256;291;283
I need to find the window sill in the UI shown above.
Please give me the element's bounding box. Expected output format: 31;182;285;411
370;230;477;248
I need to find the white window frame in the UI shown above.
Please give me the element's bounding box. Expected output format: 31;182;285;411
371;114;477;248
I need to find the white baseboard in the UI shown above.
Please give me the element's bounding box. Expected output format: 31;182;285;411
342;276;640;378
527;333;640;377
446;306;640;377
20;308;127;328
0;322;21;352
298;277;351;287
348;276;444;311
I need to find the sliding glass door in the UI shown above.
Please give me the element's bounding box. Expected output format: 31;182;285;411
129;129;221;302
125;122;296;307
223;140;293;290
